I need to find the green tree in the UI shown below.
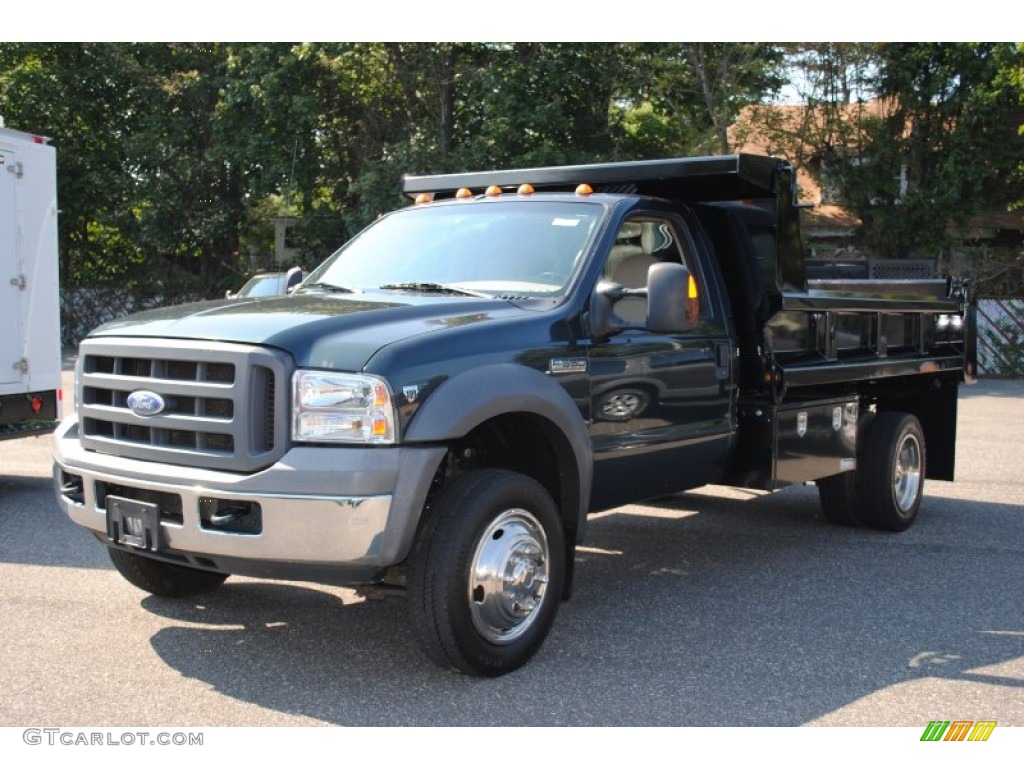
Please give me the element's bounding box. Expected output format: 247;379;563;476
0;43;148;284
835;43;1024;258
633;43;785;155
0;41;793;301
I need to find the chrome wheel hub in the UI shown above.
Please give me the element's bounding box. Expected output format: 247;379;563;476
468;509;550;645
893;433;922;512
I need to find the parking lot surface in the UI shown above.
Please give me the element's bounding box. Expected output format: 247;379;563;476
1;372;1021;726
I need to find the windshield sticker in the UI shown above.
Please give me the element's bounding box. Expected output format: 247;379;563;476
551;218;581;227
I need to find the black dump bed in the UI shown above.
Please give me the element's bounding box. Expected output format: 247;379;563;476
405;153;974;396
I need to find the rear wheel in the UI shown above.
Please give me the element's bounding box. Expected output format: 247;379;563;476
817;470;862;527
407;469;565;676
816;411;926;532
817;413;874;527
860;412;926;532
108;547;228;597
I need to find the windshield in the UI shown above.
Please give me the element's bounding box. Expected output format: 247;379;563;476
304;200;602;298
237;274;284;297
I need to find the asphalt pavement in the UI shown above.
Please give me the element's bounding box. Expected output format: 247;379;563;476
1;371;1021;726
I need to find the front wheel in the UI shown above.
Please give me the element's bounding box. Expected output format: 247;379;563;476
407;469;566;676
108;547;228;597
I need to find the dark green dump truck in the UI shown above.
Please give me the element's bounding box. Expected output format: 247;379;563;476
54;155;975;675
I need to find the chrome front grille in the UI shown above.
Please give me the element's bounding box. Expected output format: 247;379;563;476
78;338;291;472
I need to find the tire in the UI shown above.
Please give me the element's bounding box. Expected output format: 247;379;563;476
595;387;651;422
860;412;926;532
817;470;863;526
816;412;875;527
407;469;566;677
108;547;228;598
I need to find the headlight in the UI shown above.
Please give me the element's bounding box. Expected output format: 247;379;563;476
292;371;397;444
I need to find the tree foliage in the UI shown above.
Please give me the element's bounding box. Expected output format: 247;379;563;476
766;43;1024;261
841;43;1024;258
0;42;1020;299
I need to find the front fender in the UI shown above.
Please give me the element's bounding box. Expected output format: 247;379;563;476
403;363;593;537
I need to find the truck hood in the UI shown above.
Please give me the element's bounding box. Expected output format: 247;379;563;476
90;292;528;370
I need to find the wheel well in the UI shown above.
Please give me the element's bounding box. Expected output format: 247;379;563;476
428;412;581;543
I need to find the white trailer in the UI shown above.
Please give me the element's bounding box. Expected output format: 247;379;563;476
0;126;61;439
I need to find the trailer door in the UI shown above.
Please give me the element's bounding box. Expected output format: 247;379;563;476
0;144;23;387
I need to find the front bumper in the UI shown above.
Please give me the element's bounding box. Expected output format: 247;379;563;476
53;417;445;583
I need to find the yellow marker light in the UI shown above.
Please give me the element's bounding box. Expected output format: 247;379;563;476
455;187;473;199
575;183;593;196
485;185;502;197
687;275;699;300
414;193;433;205
517;183;535;195
686;274;700;322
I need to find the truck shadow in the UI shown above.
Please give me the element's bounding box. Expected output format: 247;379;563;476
141;485;1024;726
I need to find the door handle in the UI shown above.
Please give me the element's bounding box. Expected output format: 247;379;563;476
714;342;731;380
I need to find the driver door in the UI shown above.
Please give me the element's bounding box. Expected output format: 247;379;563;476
588;212;734;510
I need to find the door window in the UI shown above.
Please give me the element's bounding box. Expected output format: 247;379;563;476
602;217;703;324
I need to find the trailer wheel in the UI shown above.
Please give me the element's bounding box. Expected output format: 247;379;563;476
407;469;565;677
108;547;228;597
860;412;926;532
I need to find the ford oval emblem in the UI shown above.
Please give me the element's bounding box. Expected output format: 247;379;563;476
127;390;166;417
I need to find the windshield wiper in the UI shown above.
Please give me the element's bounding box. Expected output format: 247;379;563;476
300;281;355;294
378;282;490;298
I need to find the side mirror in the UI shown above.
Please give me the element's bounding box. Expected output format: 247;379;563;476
285;266;303;293
589;279;629;338
589;263;699;338
646;262;698;333
225;290;235;299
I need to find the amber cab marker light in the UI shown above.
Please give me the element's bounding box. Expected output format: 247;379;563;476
575;183;593;196
485;185;502;197
455;187;473;199
517;183;535;195
414;193;433;205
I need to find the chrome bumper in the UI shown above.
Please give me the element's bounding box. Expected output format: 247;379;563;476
53;417;445;573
